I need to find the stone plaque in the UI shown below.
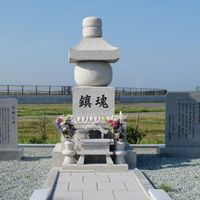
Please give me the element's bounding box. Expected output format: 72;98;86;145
166;92;200;147
73;87;114;118
0;99;18;149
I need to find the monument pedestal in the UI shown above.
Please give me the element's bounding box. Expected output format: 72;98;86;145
52;143;136;170
52;143;65;167
0;148;23;160
159;146;200;158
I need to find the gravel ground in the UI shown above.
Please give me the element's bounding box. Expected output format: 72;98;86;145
0;148;53;200
1;148;200;200
138;154;200;200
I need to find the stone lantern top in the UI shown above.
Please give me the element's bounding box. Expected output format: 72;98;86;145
69;16;120;63
82;16;102;38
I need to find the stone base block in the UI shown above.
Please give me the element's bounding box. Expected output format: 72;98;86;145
126;150;137;169
158;146;200;158
52;143;135;170
62;163;128;171
0;148;23;160
148;188;172;200
52;143;65;167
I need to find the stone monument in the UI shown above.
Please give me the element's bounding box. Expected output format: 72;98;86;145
52;16;136;170
0;98;23;160
159;92;200;157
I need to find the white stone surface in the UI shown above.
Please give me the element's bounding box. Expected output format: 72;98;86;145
72;87;114;118
114;191;147;200
53;191;82;200
29;188;50;200
77;138;114;165
69;16;120;63
83;174;109;183
82;16;102;38
79;141;111;154
62;164;128;171
114;141;127;164
52;143;65;167
98;182;126;191
83;191;114;200
51;170;150;200
74;61;112;86
69;38;120;63
114;151;127;164
69;182;97;191
62;141;76;165
148;189;172;200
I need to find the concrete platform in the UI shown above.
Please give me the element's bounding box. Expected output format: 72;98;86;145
52;143;137;169
30;168;172;200
0;148;23;160
52;170;150;200
62;164;128;171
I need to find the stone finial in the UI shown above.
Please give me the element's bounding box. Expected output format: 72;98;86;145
69;16;120;63
82;16;102;38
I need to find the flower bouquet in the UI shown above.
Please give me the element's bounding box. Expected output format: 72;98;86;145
55;115;75;140
106;113;125;142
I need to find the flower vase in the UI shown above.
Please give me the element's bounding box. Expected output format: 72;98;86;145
61;134;67;149
114;141;127;164
62;140;76;165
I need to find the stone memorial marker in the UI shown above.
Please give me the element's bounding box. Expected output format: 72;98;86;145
0;98;23;160
159;92;200;157
72;86;114;118
69;16;119;120
52;16;136;169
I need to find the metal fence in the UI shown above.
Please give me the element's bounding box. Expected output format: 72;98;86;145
115;87;167;96
0;85;167;96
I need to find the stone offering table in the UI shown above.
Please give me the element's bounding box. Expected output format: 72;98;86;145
77;139;114;165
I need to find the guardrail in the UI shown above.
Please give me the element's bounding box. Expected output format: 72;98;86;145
0;85;167;96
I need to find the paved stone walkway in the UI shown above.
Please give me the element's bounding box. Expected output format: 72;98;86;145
52;170;149;200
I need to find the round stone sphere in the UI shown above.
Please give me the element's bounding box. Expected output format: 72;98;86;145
74;61;112;86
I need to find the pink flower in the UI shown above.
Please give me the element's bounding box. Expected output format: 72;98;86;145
113;120;119;129
55;116;64;124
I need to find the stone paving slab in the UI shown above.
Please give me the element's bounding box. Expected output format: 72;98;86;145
52;170;149;200
83;191;114;200
69;182;97;191
53;191;82;200
114;191;148;200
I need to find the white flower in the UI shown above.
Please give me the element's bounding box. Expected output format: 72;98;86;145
62;127;67;131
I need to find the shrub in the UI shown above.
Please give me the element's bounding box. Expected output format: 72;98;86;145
39;111;48;143
159;183;174;192
127;114;146;144
28;112;48;144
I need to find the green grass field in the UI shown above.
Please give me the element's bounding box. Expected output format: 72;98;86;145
17;103;165;144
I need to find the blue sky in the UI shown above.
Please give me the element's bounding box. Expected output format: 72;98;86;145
0;0;200;91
